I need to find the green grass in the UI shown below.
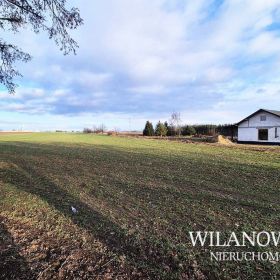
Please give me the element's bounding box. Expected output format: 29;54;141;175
1;133;280;279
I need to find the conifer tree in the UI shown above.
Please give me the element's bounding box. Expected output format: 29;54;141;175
182;125;196;136
155;121;168;136
143;121;154;136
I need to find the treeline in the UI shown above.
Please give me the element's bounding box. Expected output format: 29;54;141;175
143;121;237;137
83;124;106;134
192;124;237;136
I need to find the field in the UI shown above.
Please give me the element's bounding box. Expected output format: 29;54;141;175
1;133;280;279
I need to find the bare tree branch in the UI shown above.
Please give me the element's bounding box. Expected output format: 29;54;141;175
0;0;83;93
0;17;22;22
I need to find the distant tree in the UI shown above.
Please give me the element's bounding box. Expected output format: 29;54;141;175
94;124;106;134
143;121;154;136
170;112;182;136
182;125;196;136
164;121;175;136
99;124;106;133
167;126;176;136
83;128;93;133
216;124;237;137
193;124;216;136
155;121;168;137
0;0;83;93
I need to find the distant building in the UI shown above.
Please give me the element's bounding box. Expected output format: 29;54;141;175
236;109;280;145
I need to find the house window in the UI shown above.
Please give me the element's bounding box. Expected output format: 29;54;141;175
260;115;266;121
258;129;268;140
275;127;279;138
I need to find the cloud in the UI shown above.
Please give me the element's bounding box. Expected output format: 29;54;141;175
1;0;280;130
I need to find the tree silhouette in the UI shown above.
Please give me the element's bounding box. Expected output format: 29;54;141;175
0;0;83;93
143;121;154;136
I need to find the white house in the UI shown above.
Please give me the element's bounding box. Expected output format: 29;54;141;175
237;109;280;145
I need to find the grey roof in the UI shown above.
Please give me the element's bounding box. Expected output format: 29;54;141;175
236;109;280;125
264;109;280;117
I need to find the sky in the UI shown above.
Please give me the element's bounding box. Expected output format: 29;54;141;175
1;0;280;131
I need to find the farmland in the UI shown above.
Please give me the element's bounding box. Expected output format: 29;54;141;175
1;133;280;279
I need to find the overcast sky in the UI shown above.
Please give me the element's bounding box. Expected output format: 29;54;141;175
1;0;280;131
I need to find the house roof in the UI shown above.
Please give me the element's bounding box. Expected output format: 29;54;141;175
265;109;280;117
236;109;280;125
